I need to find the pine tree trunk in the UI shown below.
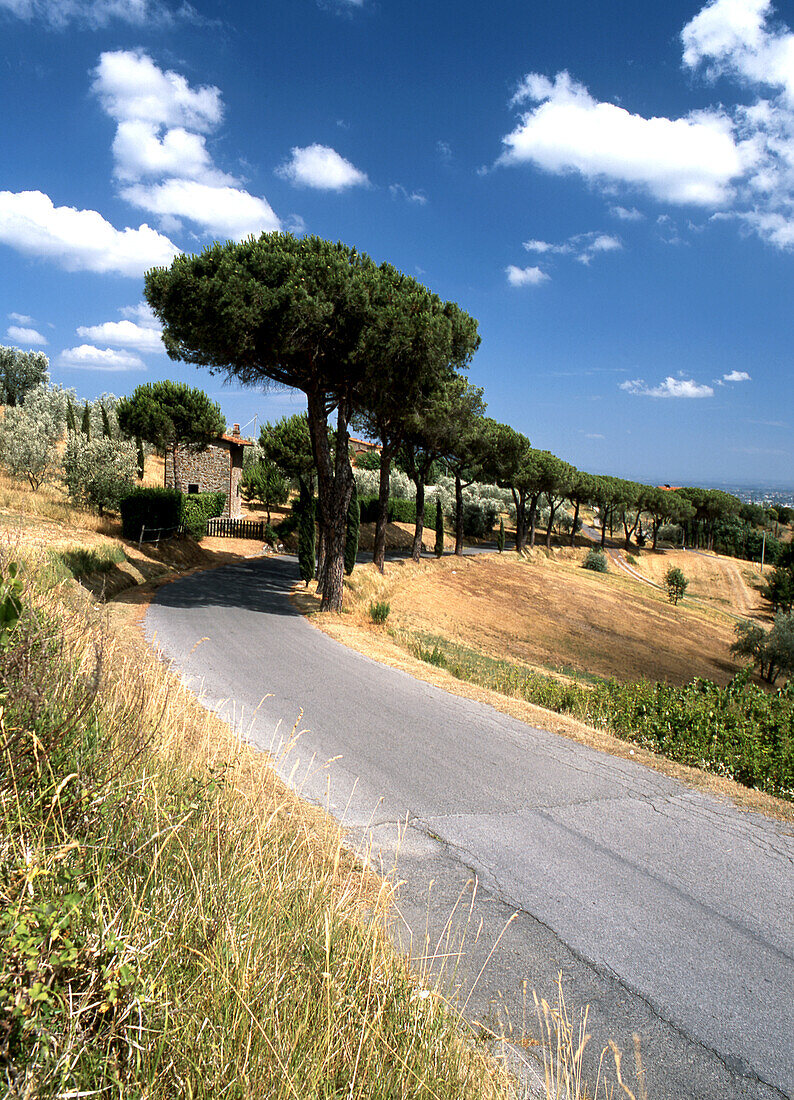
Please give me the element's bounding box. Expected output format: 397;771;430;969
570;500;580;547
454;473;464;555
412;478;425;561
306;389;353;613
529;496;538;547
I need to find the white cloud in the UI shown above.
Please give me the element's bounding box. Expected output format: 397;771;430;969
723;369;751;382
58;345;146;371
92;50;222;131
682;0;794;100
111;120;233;185
77;318;164;352
619;376;715;398
502;2;794;249
522;230;622;264
92;51;282;241
121;179;280;240
389;183;427;204
501;71;744;206
0;0;194;28
0;190;180;276
7;325;47;345
610;205;644;221
8;312;33;324
506;264;549;287
523;238;556;253
276;144;369;190
119;301;159;326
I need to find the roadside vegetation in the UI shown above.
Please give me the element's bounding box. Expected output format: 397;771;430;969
0;544;520;1100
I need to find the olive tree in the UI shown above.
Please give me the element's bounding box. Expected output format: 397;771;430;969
0;346;49;407
62;435;137;514
0;384;68;490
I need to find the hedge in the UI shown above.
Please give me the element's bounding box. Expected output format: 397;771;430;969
120;488;182;540
119;488;226;541
180;491;227;540
358;496;436;527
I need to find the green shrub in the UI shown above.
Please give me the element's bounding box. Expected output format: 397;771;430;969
453;501;497;539
358;496;436;527
119;487;182;540
369;600;390;624
180;491;226;540
664;565;689;605
297;487;316;586
583;548;608;573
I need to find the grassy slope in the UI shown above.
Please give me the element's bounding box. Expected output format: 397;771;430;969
0;485;519;1099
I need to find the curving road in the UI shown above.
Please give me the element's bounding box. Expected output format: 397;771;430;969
146;555;794;1100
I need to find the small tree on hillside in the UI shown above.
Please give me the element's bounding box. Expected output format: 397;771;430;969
497;516;505;553
731;613;794;684
664;566;689;605
0;384;67;490
117;380;225;489
80;403;91;439
0;346;49;407
240;459;288;523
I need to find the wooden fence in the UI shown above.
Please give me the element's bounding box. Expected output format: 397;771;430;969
206;517;268;540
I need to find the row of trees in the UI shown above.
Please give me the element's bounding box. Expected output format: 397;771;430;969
141;233;789;608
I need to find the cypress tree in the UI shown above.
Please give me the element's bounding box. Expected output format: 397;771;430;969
298;485;316;587
135;435;145;480
497;516;505;553
344;483;360;575
66;399;76;434
80;403;91;439
101;403;111;439
434;498;444;558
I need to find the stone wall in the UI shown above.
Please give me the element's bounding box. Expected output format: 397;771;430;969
164;442;245;517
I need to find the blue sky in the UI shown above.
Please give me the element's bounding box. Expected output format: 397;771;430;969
1;0;793;487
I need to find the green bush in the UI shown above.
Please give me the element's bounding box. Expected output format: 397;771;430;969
358;496;436;526
583;548;608;573
453;501;497;539
369;600;390;624
180;491;226;540
119;487;182;540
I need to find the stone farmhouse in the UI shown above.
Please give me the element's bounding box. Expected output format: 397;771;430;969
164;425;253;518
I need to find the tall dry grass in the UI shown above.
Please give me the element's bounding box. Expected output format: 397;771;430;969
0;540;520;1099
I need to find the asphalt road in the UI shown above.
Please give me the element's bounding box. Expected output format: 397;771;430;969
146;555;794;1100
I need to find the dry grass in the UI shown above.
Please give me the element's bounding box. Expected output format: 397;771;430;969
1;537;521;1099
622;547;768;621
341;550;740;687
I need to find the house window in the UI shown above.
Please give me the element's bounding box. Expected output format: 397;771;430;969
188;483;199;494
